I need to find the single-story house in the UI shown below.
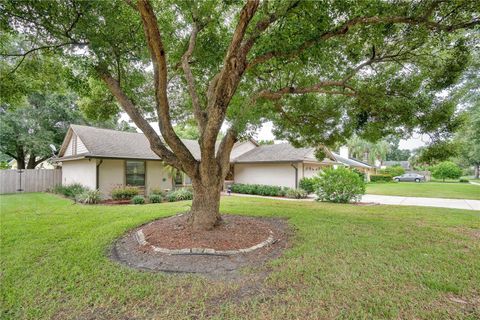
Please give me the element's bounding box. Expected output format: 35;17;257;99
55;125;374;197
331;146;377;178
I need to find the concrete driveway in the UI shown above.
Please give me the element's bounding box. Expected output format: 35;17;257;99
226;192;480;210
361;194;480;211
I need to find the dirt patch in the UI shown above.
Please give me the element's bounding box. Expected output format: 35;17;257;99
142;214;272;251
450;227;480;240
111;214;290;279
352;202;379;206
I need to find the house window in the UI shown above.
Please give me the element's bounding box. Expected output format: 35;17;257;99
174;170;183;185
173;170;192;186
126;161;145;186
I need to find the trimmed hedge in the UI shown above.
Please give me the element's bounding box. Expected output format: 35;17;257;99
380;165;405;177
131;195;145;204
230;183;286;196
111;186;139;200
370;174;393;183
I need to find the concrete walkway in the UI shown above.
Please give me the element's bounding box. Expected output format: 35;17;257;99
361;194;480;211
225;192;480;211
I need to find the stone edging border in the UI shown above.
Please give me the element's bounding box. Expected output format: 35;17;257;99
135;228;275;256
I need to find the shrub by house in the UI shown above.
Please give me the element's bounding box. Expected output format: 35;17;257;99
316;167;366;203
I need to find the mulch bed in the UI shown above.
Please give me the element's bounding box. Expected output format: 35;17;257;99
111;214;290;279
142;214;272;251
100;199;132;205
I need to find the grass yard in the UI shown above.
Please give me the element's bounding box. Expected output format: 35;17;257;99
367;182;480;200
1;193;479;319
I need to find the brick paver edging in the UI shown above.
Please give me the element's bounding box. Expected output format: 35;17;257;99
135;228;275;256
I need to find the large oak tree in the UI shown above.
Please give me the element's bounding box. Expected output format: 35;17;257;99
1;0;478;229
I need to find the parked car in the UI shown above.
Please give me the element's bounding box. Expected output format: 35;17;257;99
393;173;426;182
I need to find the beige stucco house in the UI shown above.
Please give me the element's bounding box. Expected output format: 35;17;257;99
55;125;374;198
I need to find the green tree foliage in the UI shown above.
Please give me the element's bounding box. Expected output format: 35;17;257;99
0;93;83;169
431;161;462;181
417;140;460;165
1;0;478;229
0;35;136;169
347;135;390;164
258;140;274;145
315;167;366;203
173;122;200;140
385;137;411;161
455;101;480;178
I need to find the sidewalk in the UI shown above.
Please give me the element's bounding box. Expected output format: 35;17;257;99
361;194;480;211
224;192;480;211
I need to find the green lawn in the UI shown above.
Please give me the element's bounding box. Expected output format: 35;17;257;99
1;193;479;319
366;182;480;200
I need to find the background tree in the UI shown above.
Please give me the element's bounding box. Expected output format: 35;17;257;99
347;135;390;165
258;140;275;145
431;161;463;181
0;93;83;169
385;137;411;161
0;36;135;169
2;0;478;230
455;103;480;178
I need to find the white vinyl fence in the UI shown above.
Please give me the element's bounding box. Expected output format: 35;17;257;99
0;169;62;194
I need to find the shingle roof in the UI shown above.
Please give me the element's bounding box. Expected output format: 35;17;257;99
57;125;371;169
234;143;335;164
331;152;373;169
62;124;204;160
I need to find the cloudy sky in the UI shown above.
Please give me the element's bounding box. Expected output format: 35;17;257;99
254;122;429;150
122;113;427;151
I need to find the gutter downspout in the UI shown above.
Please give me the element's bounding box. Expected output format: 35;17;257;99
291;163;298;189
96;159;104;190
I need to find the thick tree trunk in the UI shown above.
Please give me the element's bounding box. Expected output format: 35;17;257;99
15;146;26;170
16;158;25;170
188;179;223;230
475;164;479;179
26;154;36;169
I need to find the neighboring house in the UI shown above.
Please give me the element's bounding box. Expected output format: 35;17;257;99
381;160;411;171
332;146;377;179
8;158;55;169
55;125;374;197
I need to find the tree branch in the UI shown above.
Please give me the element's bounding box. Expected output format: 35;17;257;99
241;0;301;55
255;81;357;101
137;0;198;170
181;23;206;130
1;41;88;73
33;155;50;167
247;12;480;69
96;66;183;170
216;128;238;179
202;0;260;162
